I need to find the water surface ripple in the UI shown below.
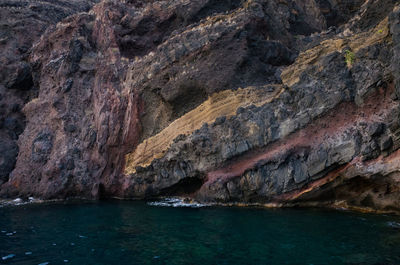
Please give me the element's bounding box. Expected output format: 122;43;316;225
1;200;400;265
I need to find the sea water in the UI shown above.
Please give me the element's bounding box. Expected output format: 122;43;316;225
1;200;400;265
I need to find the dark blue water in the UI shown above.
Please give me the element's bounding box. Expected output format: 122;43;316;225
1;200;400;265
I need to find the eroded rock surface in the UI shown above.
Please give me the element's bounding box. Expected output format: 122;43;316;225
1;0;400;213
0;0;99;185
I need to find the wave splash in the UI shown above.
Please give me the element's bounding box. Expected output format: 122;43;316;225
0;197;39;207
148;198;208;208
387;221;400;229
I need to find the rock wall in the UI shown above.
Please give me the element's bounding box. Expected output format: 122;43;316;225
0;0;99;186
1;0;400;213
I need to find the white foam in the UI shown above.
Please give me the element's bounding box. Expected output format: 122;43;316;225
25;252;32;255
148;198;208;208
0;197;42;207
2;254;15;260
387;221;400;229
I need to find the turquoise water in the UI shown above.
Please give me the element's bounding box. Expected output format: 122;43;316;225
1;200;400;265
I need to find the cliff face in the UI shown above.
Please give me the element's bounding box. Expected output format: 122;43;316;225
1;0;400;213
0;0;99;186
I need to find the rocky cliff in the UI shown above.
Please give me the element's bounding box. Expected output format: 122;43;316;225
1;0;400;213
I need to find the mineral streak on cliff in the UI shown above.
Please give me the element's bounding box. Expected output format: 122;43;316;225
124;85;284;173
1;0;400;213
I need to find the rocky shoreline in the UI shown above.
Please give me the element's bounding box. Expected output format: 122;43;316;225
2;196;399;216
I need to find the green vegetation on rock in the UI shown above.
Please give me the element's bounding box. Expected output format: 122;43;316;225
345;49;356;66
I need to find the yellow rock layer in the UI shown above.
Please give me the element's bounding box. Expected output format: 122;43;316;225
282;18;390;87
124;85;284;174
125;17;390;175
